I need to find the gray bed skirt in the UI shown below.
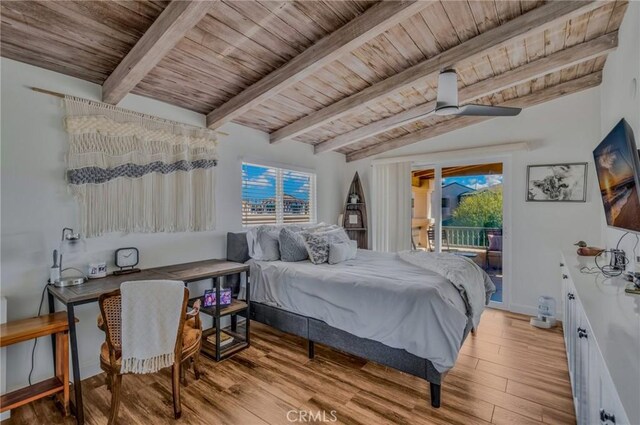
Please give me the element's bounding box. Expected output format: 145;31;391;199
227;231;473;408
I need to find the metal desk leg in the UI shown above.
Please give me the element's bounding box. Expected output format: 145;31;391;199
245;269;251;345
215;277;221;362
67;304;84;425
47;290;57;372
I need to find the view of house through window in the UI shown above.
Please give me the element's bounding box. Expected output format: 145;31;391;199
412;163;504;304
242;162;316;226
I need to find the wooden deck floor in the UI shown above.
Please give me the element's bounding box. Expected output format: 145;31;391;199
4;309;574;424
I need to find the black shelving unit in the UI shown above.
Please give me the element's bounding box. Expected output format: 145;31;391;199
186;271;250;361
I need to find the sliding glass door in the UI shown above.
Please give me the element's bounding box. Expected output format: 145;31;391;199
412;160;508;308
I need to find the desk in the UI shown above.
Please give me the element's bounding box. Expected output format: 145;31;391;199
47;259;249;425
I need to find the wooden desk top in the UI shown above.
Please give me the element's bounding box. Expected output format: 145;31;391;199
0;312;75;347
48;259;249;305
153;259;249;282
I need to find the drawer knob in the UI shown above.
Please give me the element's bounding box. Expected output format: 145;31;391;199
562;274;568;279
600;409;616;424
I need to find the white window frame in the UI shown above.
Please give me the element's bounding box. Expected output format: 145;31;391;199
241;161;317;227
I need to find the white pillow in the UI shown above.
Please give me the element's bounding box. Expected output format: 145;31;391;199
328;240;358;264
254;226;281;261
315;227;350;244
246;227;260;258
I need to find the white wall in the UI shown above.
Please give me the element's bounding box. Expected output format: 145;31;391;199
346;87;603;315
599;2;640;267
0;58;345;390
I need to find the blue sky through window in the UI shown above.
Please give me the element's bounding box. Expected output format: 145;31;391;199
243;164;310;201
442;174;503;190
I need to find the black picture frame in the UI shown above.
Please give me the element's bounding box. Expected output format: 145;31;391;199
526;162;588;202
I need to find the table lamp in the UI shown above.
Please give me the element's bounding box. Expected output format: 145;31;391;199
55;227;88;287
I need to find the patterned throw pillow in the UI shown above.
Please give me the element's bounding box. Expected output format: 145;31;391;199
302;232;330;264
279;228;308;262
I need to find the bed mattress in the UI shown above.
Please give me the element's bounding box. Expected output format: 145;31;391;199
245;249;471;372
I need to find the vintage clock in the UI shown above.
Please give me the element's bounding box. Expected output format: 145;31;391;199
113;247;141;275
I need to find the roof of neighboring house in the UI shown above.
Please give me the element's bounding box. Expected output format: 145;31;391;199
442;182;475;192
460;183;503;196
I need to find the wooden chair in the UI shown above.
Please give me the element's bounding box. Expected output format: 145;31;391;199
97;287;202;424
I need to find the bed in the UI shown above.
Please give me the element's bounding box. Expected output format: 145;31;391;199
226;231;494;408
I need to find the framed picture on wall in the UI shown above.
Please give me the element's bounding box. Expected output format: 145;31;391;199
526;163;588;202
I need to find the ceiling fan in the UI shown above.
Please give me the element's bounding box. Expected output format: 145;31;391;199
416;70;522;119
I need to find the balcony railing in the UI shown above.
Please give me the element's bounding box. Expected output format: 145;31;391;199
443;226;501;248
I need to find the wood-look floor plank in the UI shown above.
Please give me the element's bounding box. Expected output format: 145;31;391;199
4;309;575;425
492;406;545;425
506;380;575;414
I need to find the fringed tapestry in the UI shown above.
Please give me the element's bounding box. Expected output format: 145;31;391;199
64;96;218;237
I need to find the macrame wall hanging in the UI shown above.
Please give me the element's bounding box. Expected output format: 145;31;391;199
64;96;218;238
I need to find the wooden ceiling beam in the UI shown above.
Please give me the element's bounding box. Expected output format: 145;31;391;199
346;71;603;162
315;31;617;154
271;0;602;145
102;1;213;105
204;1;429;130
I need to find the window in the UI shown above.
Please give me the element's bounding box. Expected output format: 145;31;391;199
242;162;316;226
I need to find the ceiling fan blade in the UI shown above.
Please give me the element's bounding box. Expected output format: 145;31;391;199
436;70;458;107
395;109;436;127
457;104;522;117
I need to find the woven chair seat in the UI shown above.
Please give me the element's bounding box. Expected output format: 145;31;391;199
100;326;201;367
97;313;201;367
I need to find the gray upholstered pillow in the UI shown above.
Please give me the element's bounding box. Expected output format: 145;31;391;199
328;240;357;265
227;232;249;263
279;228;308;262
302;232;330;264
255;226;281;261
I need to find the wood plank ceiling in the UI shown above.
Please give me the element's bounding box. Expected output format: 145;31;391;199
1;1;629;162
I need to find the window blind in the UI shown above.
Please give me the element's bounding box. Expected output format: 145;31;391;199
242;163;316;227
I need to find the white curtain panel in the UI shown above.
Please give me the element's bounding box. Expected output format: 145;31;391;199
372;161;412;252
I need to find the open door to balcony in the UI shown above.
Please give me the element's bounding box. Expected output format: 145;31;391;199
412;161;507;308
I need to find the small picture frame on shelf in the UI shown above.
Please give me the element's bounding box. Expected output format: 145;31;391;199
203;288;232;307
345;210;363;228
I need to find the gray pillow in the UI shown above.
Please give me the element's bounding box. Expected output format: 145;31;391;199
227;232;249;263
279;228;308;262
328;240;358;264
255;226;281;261
302;232;330;264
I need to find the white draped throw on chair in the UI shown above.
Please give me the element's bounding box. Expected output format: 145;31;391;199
64;96;218;237
372;162;412;252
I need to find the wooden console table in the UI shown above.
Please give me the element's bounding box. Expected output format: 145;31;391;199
47;259;250;425
0;312;73;416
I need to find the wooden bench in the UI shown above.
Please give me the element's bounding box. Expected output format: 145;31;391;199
0;312;74;416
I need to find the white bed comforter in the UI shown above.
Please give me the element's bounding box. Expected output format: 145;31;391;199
245;249;495;372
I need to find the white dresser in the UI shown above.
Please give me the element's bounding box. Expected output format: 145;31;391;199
561;250;639;425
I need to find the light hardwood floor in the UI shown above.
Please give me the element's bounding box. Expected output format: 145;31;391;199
4;309;575;425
